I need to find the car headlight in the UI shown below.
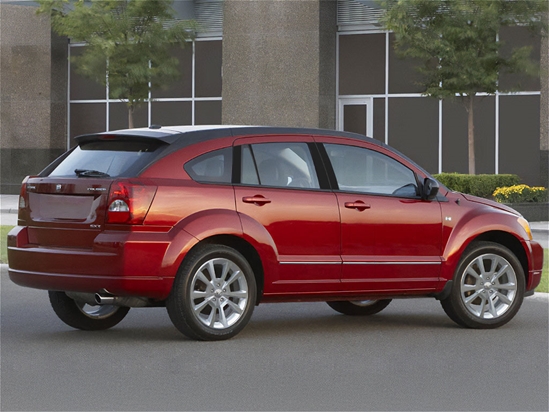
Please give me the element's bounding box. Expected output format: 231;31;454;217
517;216;533;240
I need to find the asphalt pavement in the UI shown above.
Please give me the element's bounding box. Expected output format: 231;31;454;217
1;264;548;411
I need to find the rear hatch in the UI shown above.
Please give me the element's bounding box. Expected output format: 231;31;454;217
19;136;168;249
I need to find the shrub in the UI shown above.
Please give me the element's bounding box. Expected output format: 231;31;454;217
493;185;549;203
433;173;520;198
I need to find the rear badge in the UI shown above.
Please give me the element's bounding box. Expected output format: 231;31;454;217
87;187;106;192
56;184;62;192
90;224;101;229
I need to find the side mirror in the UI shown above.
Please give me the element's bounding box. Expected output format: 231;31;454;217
422;177;439;201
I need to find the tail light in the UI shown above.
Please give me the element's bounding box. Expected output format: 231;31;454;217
106;180;157;224
18;176;36;219
19;176;29;210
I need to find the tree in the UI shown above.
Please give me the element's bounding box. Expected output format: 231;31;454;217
37;0;195;128
381;0;547;174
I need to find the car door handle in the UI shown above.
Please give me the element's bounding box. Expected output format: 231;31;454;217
242;195;272;206
344;201;371;211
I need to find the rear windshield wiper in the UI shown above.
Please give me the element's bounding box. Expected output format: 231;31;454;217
74;169;110;178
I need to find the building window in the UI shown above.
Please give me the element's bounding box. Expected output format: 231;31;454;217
68;38;222;147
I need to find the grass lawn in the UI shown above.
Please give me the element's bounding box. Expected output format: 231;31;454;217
537;248;549;293
1;225;14;264
0;225;548;292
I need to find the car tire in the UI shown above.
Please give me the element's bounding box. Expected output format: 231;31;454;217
440;241;525;329
166;244;257;341
48;291;130;331
327;299;392;316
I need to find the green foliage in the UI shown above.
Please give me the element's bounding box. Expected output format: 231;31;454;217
493;185;549;203
381;0;547;99
37;0;195;127
434;173;520;198
381;0;547;174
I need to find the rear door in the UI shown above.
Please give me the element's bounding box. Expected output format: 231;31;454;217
233;135;341;294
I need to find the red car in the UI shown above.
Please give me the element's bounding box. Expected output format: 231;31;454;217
7;126;544;340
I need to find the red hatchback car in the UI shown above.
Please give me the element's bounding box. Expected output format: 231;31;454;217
8;126;544;340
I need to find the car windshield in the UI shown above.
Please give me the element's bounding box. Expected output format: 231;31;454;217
48;140;163;178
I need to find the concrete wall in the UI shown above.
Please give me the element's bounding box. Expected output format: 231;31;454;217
221;0;336;129
0;3;67;194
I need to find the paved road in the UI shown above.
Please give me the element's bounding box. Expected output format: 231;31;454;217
1;265;547;411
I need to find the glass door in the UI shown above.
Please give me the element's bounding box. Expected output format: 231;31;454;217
338;97;373;137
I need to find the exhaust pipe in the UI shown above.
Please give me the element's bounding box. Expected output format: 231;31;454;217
95;292;150;307
95;293;115;305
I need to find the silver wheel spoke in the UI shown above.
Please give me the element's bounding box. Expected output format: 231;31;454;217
206;261;216;281
190;256;249;330
192;290;209;300
220;260;231;282
460;253;517;320
487;294;498;318
466;267;482;281
207;307;217;327
486;256;496;274
224;299;244;315
478;296;487;317
193;298;212;313
495;292;513;305
475;257;486;275
196;271;211;286
462;283;482;292
218;307;229;328
224;270;243;289
224;290;248;299
492;263;510;282
464;290;482;304
494;283;515;291
76;302;119;319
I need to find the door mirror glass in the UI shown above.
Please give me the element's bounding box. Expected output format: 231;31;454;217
422;177;439;200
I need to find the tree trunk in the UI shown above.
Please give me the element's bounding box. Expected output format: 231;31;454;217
128;104;134;129
466;95;475;175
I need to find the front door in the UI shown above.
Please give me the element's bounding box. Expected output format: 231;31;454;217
321;141;442;293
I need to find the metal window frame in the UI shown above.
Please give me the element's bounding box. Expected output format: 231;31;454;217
336;30;541;175
67;37;222;149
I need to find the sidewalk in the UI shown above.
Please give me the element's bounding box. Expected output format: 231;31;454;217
0;195;19;226
1;193;548;231
1;194;19;214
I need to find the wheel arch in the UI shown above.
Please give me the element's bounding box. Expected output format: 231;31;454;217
188;234;265;305
441;207;531;284
472;231;529;286
444;230;529;287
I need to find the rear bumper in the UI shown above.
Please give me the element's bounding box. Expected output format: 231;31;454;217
7;226;193;299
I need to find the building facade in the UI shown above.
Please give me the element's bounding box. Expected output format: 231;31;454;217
1;0;547;193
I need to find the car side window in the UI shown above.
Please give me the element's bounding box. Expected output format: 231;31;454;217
324;144;418;197
184;147;232;183
241;142;320;189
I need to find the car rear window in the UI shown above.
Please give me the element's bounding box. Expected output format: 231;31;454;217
48;140;164;178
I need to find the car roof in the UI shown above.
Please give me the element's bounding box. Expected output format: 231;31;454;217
75;124;382;147
71;125;433;180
